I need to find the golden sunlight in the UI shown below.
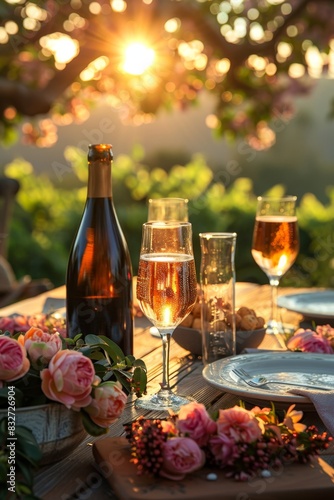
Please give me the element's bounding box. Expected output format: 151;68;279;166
39;33;79;65
122;42;155;75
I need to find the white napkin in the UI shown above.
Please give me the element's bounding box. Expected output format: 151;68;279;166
289;388;334;436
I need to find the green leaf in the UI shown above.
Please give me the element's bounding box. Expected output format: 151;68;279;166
89;351;105;361
15;457;34;487
15;426;43;464
93;358;109;367
97;336;125;359
0;417;6;436
101;371;115;381
0;387;24;408
80;410;108;437
133;366;147;396
113;371;131;394
84;334;105;345
87;342;123;364
133;359;147;371
78;346;93;357
0;388;8;401
0;461;7;483
125;354;136;364
0;330;11;337
93;364;107;377
115;369;133;380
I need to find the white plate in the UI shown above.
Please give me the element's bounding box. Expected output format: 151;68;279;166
277;290;334;319
202;352;334;408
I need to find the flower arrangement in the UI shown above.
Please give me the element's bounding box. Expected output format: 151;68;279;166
0;313;67;337
286;324;334;354
125;402;332;482
0;314;147;497
0;320;147;436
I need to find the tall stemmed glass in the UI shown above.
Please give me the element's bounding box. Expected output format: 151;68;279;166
136;221;197;411
251;196;299;339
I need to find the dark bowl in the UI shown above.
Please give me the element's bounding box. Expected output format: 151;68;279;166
173;326;266;356
235;328;266;353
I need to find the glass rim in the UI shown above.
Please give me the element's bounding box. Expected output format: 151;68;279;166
143;221;192;228
257;195;297;201
199;232;237;239
148;197;189;203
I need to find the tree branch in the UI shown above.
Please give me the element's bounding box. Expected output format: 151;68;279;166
0;43;102;117
0;0;330;122
170;0;312;65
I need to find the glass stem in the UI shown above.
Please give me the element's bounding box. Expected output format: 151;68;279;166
269;278;279;324
160;332;171;392
268;278;286;347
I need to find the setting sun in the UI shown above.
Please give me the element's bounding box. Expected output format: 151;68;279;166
123;42;155;75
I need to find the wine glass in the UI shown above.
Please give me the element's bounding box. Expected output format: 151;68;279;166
147;197;189;222
251;196;299;340
136;221;197;411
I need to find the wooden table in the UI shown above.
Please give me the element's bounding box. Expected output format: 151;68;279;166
1;283;333;499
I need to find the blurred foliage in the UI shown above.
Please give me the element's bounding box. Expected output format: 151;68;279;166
3;148;334;289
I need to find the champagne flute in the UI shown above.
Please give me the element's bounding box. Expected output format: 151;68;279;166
147;197;189;340
148;197;189;222
251;196;299;339
136;221;197;411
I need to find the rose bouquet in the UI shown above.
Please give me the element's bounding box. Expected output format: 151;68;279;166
0;316;147;498
125;402;331;482
0;324;147;436
286;324;334;354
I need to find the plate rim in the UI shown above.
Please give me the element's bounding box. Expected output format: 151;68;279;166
202;351;334;404
277;290;334;319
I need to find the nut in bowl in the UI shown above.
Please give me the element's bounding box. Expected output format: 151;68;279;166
174;302;266;356
235;306;266;353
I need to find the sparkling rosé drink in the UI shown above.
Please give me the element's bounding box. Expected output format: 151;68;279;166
251;215;299;279
135;220;197;411
137;253;197;329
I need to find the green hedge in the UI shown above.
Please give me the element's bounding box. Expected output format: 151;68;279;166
4;148;334;289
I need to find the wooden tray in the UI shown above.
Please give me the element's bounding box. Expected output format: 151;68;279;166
93;437;334;500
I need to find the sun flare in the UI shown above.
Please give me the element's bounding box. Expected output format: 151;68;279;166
123;42;155;75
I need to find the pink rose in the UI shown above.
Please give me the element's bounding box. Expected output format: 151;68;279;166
215;406;262;443
316;325;334;350
27;314;50;332
287;328;333;354
40;350;95;410
208;432;237;465
160;437;206;480
0;315;30;334
316;324;334;337
85;381;127;428
18;327;62;368
176;402;217;446
0;336;30;382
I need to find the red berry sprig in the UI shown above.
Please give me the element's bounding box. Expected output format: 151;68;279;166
124;417;167;476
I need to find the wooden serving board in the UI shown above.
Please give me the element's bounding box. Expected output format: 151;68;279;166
92;437;334;500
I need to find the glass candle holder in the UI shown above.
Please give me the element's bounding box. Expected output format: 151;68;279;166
199;232;237;365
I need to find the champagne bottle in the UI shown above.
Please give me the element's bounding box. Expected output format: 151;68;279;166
66;144;133;355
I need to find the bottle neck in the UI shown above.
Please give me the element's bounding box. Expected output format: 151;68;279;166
87;159;112;198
